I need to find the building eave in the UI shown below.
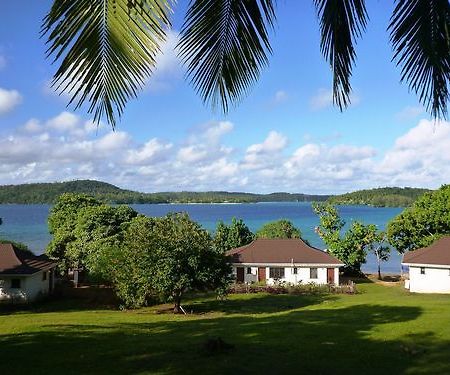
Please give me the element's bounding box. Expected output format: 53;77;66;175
231;262;344;268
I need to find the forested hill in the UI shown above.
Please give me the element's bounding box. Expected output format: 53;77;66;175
0;180;330;204
328;187;432;207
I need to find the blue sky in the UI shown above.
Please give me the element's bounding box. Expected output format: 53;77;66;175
0;1;448;194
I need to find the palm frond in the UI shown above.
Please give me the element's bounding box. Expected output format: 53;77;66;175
178;0;276;113
42;0;172;128
314;0;368;110
389;0;450;119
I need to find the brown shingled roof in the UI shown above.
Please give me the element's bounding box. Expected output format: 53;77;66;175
226;239;344;265
402;236;450;266
0;243;56;275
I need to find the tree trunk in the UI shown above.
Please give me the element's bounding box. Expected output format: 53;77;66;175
173;292;182;314
377;254;382;280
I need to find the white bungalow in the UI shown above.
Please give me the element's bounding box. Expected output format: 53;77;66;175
226;238;344;285
402;236;450;294
0;243;57;303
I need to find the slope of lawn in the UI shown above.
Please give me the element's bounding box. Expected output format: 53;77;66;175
1;281;449;374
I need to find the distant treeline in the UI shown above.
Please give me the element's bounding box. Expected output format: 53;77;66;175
328;187;432;207
0;180;330;204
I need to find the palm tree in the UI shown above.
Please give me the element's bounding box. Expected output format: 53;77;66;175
42;0;450;128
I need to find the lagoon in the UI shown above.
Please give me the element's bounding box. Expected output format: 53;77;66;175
0;202;403;274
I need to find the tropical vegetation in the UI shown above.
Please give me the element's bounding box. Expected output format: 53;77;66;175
41;0;450;127
46;193;231;310
328;187;431;207
214;218;254;253
255;219;302;239
313;202;389;275
0;179;329;204
387;185;450;253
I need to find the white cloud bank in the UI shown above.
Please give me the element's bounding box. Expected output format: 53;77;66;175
1;113;449;194
0;88;22;114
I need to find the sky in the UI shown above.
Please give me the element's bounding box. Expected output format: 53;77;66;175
0;1;449;194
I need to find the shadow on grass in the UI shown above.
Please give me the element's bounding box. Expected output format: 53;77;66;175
0;297;119;316
1;297;449;375
185;293;335;314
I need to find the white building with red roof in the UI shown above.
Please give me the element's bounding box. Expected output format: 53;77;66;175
0;243;57;303
402;236;450;294
226;238;344;285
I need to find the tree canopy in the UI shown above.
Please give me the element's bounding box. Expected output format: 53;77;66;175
102;213;232;310
256;219;302;239
387;185;450;253
214;218;254;253
42;0;450;127
313;202;388;274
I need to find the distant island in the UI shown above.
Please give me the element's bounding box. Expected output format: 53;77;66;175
328;187;431;207
0;180;329;204
0;180;431;206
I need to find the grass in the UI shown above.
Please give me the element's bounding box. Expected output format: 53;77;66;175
1;281;450;374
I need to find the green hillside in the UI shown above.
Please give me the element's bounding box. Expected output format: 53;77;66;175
0;180;329;204
328;187;432;207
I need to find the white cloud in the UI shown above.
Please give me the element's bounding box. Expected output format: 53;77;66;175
46;111;79;132
127;138;172;165
146;30;182;93
310;88;360;111
0;88;22;114
1;114;449;194
395;105;424;121
247;131;288;154
269;90;288;107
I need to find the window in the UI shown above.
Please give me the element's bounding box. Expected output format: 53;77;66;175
293;267;298;275
11;279;21;289
42;271;47;281
269;267;285;279
420;267;426;275
310;268;318;279
246;267;252;274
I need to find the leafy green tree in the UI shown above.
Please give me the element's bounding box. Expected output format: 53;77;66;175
313;202;388;274
46;193;102;271
104;213;231;311
387;185;450;253
42;1;449;127
214;217;254;252
152;213;231;312
101;216;158;308
69;204;138;273
256;219;302;239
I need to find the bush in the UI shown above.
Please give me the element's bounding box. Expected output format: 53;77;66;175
228;281;356;295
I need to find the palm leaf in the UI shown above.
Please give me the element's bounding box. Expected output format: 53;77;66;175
389;0;450;119
314;0;368;110
178;0;276;113
42;0;172;128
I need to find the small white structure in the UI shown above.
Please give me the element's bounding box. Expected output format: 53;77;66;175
226;239;343;285
0;243;56;303
402;237;450;294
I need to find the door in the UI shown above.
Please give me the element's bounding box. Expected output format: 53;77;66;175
327;268;335;284
236;267;245;283
258;267;266;282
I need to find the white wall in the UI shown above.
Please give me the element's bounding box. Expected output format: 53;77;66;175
232;265;339;285
408;266;450;294
0;270;53;303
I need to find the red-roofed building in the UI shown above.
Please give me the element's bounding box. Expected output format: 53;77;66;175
226;239;344;285
402;236;450;294
0;243;57;303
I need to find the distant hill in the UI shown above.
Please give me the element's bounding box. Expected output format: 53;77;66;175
0;180;330;204
328;187;432;207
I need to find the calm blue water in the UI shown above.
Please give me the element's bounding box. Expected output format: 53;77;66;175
0;203;403;273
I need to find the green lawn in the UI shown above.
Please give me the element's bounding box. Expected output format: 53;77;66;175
1;281;449;374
